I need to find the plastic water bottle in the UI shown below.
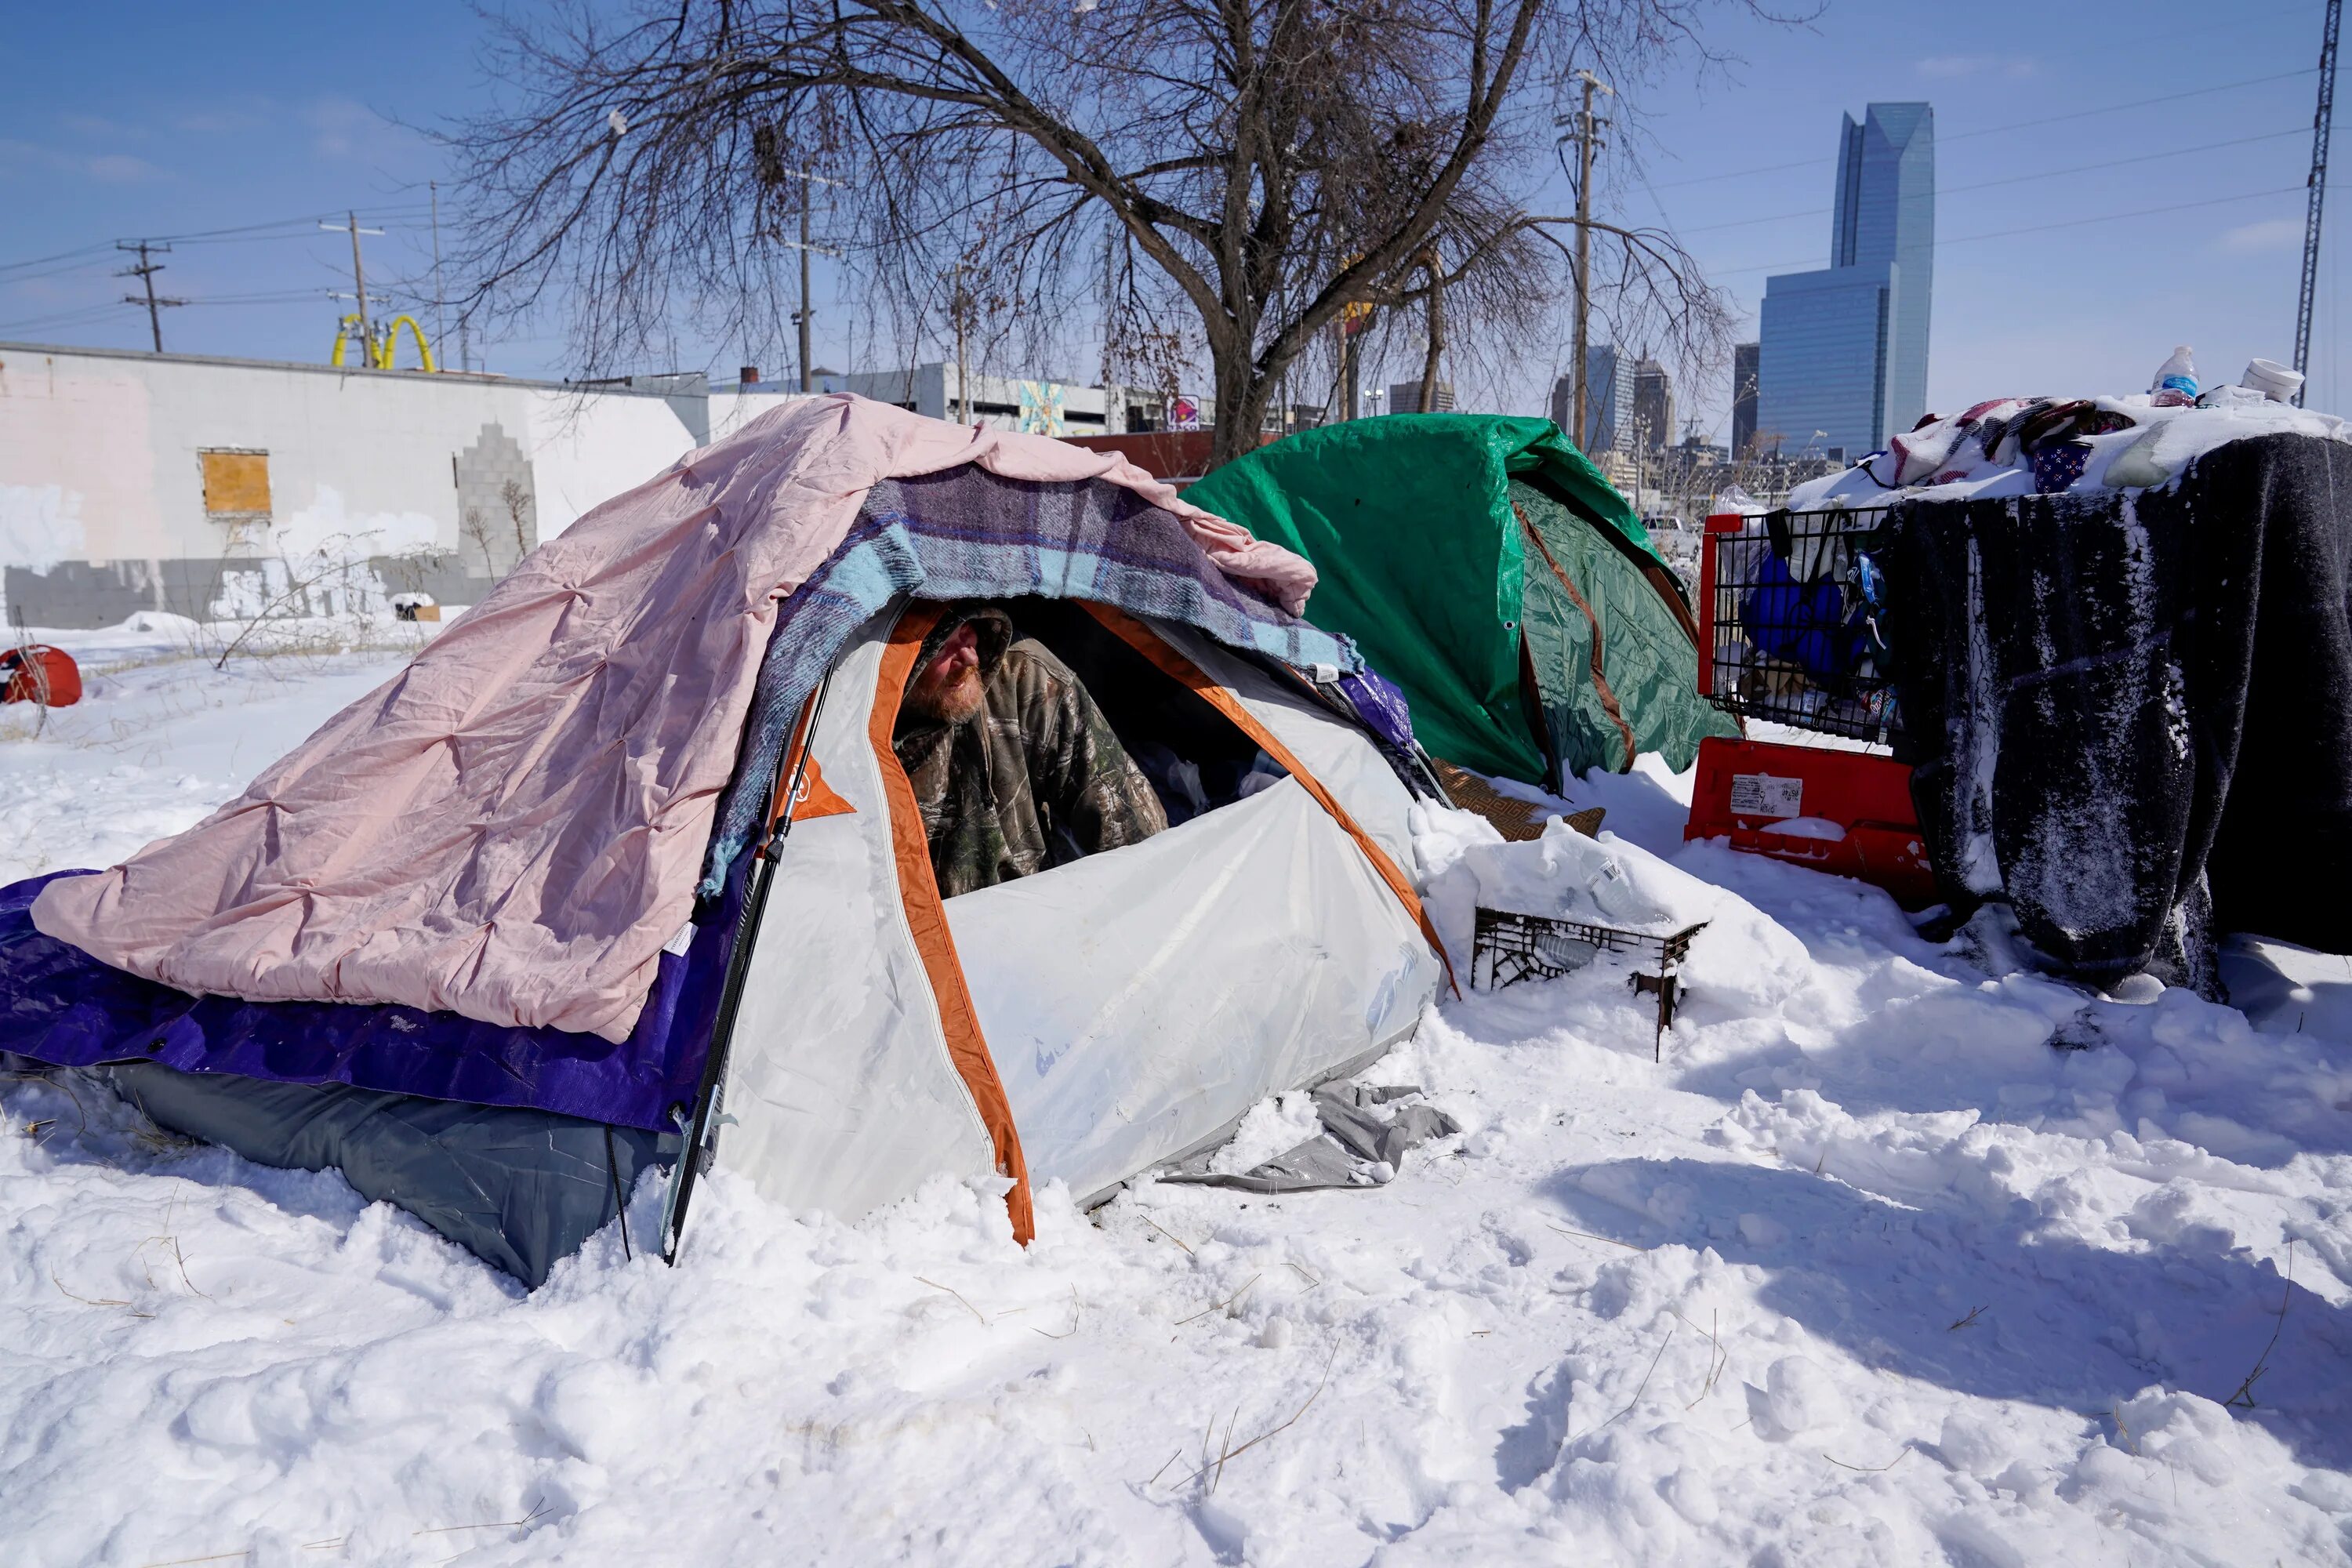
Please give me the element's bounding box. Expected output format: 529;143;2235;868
2151;346;2198;408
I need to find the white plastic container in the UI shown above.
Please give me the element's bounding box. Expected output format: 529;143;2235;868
2241;358;2304;404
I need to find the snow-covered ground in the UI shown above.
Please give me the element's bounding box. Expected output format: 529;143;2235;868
4;637;2350;1566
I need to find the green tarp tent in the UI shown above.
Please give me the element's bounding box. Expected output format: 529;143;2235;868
1185;413;1736;785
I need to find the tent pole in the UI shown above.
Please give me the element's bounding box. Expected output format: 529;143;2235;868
659;673;833;1264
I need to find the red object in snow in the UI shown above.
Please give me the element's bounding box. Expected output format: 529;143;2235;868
1;644;82;707
1683;735;1937;907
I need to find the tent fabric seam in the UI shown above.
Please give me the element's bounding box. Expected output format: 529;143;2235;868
1515;503;1639;770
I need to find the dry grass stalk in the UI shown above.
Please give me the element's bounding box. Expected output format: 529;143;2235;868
414;1501;550;1537
1548;1224;1650;1252
1947;1305;1987;1331
1561;1319;1679;1455
914;1276;989;1326
1174;1275;1261;1327
1032;1287;1081;1341
1170;1346;1341;1494
2223;1240;2296;1410
51;1270;147;1317
4;1068;90;1141
1671;1308;1728;1409
1823;1446;1911;1474
1139;1214;1196;1255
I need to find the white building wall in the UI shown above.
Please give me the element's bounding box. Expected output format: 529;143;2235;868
841;364;1134;435
0;343;706;627
707;388;825;443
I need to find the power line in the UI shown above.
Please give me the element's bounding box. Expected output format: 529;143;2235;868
1704;184;2314;278
1675;125;2314;239
0;205;437;278
0;241;116;280
0;303;140;336
178;289;339;307
129;206;434;246
1650;67;2320;194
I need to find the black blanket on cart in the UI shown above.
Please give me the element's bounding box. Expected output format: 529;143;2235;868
1878;430;2352;985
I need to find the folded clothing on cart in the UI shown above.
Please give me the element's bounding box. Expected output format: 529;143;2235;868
1878;430;2352;987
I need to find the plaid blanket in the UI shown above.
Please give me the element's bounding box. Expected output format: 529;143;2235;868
701;466;1359;894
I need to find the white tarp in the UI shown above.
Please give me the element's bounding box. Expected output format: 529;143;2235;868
950;775;1436;1203
717;605;1440;1222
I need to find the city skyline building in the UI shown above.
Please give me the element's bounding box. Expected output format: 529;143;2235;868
1756;101;1934;459
1578;343;1620;452
1732;342;1759;458
1388;379;1456;414
1628;358;1675;454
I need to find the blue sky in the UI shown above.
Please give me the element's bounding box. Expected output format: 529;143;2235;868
2;2;2342;435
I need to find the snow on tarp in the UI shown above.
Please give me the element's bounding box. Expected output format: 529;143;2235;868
1788;390;2351;512
1878;430;2352;985
27;395;1324;1043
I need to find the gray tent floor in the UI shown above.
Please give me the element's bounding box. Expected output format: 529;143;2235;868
107;1065;670;1288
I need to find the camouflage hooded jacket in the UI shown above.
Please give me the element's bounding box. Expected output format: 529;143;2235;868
892;604;1169;898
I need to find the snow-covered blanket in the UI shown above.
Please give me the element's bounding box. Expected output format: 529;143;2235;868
25;395;1321;1044
1878;430;2352;981
1791;390;2350;510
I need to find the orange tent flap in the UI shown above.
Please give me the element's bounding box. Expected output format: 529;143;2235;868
868;604;1036;1244
1080;602;1459;996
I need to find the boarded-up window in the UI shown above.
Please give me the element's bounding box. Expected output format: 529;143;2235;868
200;449;270;517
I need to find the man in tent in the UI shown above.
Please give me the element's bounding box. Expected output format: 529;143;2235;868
895;602;1168;897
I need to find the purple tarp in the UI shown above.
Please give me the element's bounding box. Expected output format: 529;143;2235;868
0;865;743;1133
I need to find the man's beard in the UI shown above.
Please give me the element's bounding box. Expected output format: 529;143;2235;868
919;666;987;725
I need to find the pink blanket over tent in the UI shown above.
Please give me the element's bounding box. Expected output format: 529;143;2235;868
31;394;1319;1041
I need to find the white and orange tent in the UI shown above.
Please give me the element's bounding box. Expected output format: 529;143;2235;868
11;396;1451;1274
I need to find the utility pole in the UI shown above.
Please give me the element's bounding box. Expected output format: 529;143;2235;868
115;241;185;353
1343;320;1360;420
799;195;816;393
1564;69;1615;448
2296;0;2341;405
951;262;971;424
1099;223;1118;397
321;212;385;350
769;168;844;393
430;181;448;368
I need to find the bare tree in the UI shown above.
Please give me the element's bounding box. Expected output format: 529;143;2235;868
448;0;1770;467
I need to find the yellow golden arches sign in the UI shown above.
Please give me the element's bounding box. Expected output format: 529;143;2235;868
329;314;438;372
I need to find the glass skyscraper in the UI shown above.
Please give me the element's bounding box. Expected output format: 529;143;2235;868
1756;103;1934;459
1579;343;1620;452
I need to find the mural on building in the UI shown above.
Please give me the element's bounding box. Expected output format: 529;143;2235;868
1017;380;1067;437
454;423;540;580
